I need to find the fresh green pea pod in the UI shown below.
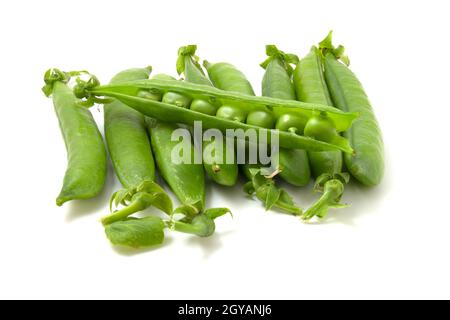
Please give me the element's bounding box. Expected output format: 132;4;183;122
100;67;173;226
42;69;107;206
320;32;384;186
88;77;357;133
87;89;349;154
203;61;255;95
105;67;155;187
147;102;205;210
293;46;347;221
294;46;343;177
204;60;301;215
177;45;238;186
260;45;311;187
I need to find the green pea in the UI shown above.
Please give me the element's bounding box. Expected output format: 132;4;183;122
190;99;218;115
246;110;274;128
275;113;308;134
216;105;247;122
162;91;191;108
137;89;162;101
304;114;337;143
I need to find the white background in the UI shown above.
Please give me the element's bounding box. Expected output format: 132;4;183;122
0;0;449;300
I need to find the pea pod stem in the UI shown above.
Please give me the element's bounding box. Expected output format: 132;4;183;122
101;193;154;225
302;173;349;221
89;78;357;132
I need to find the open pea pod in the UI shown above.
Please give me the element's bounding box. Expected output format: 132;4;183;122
83;89;355;154
89;79;357;132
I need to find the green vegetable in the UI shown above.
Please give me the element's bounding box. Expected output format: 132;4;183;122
170;208;231;237
42;69;107;206
320;31;384;186
275;113;308;134
246;110;275;129
204;59;301;215
101;68;173;226
105;216;165;248
242;166;301;214
77;80;355;153
147;83;206;211
104;67;156;187
177;45;238;186
294;46;343;177
162;91;192;108
203;60;255;95
294;45;346;221
260;45;311;187
302;173;349;221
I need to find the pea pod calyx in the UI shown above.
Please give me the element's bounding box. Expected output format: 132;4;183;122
302;173;350;221
102;180;173;225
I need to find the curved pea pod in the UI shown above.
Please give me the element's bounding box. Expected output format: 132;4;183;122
320;32;384;186
105;67;156;188
100;68;174;226
177;45;238;186
293;46;343;177
42;69;107;206
260;45;311;186
148;120;206;211
203;61;255;95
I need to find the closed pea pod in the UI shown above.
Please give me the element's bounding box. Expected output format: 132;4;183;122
148;74;206;212
100;67;173;226
260;45;311;187
105;67;156;187
294;46;343;177
320;32;384;186
42;69;107;206
204;60;301;214
294;46;347;221
177;45;238;186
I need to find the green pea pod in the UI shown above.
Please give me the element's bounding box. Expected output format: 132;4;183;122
261;45;311;186
203;61;255;95
100;68;173;226
204;60;301;214
294;46;343;177
42;69;107;206
177;45;238;186
294;47;348;221
105;67;156;187
86;78;357;133
320;31;384;186
148;116;206;211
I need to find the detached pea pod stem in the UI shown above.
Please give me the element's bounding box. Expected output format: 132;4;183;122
320;31;384;186
42;69;107;206
302;173;349;221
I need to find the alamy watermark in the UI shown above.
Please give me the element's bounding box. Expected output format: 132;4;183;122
170;121;280;166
